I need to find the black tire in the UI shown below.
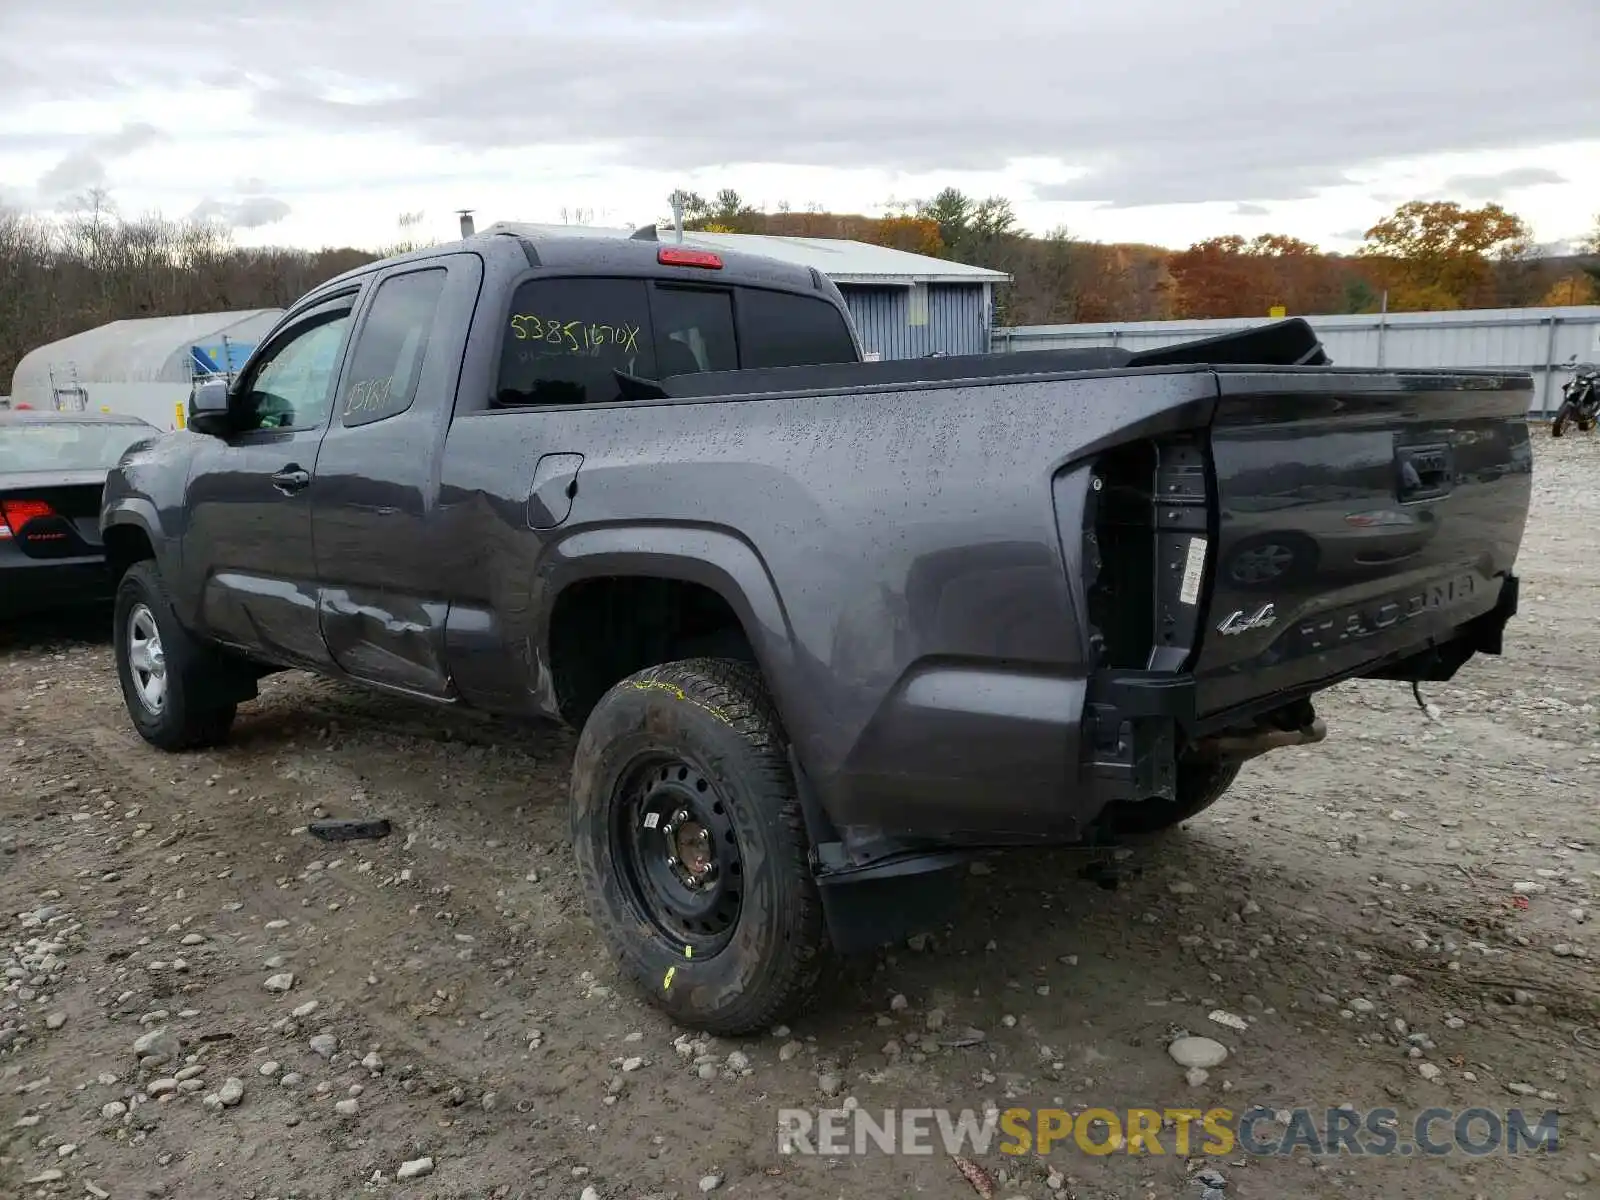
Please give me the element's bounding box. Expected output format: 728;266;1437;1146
569;658;829;1035
1552;402;1577;437
1105;760;1241;836
114;561;237;751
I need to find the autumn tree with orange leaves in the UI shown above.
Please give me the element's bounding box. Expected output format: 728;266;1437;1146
1358;200;1532;311
1168;234;1345;318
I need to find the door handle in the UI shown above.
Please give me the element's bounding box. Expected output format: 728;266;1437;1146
270;466;311;495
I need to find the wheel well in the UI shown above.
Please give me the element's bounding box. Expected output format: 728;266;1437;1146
103;524;155;582
549;576;758;725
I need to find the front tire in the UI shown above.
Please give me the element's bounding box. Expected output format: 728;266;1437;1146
569;658;829;1035
1105;760;1242;836
114;561;237;751
1552;402;1578;437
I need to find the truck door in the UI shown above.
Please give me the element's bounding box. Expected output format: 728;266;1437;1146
180;293;356;668
309;253;482;696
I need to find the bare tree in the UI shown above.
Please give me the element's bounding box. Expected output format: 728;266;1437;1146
0;198;378;392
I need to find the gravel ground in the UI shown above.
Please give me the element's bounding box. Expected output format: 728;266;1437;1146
1;432;1597;1200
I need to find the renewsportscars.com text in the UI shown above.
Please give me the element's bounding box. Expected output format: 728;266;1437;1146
777;1105;1560;1158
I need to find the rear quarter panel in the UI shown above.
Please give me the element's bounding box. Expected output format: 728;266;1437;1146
440;369;1219;839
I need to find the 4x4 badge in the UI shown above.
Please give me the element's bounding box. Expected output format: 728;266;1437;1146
1217;603;1277;636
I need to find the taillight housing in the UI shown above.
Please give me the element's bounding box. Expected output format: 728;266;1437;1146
0;498;59;540
658;247;723;269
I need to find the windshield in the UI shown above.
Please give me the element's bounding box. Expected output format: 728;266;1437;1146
0;422;155;473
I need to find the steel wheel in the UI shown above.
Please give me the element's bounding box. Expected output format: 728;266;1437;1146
126;602;168;714
612;754;744;953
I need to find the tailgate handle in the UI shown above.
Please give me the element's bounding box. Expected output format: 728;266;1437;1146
1395;445;1453;502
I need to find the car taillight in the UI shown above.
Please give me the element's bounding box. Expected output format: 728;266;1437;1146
0;499;59;540
658;247;723;269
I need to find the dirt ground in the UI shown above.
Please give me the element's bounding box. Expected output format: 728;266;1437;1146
2;433;1597;1200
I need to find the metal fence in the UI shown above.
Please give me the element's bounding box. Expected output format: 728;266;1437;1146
992;305;1600;413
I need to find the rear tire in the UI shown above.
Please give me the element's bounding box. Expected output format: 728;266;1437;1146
1106;760;1241;835
569;658;829;1035
114;561;237;751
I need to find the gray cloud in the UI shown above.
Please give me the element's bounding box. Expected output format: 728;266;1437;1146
1232;203;1270;216
4;2;1596;210
1330;228;1370;242
37;121;164;198
191;194;293;229
1438;166;1567;200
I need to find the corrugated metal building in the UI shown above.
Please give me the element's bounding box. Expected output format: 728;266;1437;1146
490;223;1011;360
993;306;1600;413
10;310;282;430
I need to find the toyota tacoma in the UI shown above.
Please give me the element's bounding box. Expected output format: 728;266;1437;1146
100;225;1532;1032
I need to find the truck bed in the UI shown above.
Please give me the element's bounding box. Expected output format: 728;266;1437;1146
441;323;1531;843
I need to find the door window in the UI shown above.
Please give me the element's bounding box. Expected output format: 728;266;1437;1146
496;278;656;406
235;305;352;433
339;268;448;427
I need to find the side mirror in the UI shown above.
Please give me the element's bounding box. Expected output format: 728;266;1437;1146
188;379;231;436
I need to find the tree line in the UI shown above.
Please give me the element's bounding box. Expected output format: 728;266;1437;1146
671;188;1600;327
4;189;1596;392
0;195;375;394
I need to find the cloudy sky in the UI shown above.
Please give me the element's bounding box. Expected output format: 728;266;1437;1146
2;1;1595;253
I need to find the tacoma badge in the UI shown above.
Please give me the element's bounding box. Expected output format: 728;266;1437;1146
1217;603;1277;636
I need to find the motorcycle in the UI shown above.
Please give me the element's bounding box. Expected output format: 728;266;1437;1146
1552;360;1599;437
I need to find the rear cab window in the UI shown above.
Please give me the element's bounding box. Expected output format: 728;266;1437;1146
736;287;858;369
494;276;857;406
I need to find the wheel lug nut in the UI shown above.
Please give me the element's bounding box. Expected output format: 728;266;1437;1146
661;824;674;836
696;828;710;842
674;809;689;823
665;855;678;868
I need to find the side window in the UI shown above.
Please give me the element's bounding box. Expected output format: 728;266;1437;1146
339;268;447;427
737;288;858;369
235;307;352;433
649;286;737;378
496;278;655;407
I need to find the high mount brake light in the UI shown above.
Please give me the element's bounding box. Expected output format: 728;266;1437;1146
657;247;723;269
0;498;58;539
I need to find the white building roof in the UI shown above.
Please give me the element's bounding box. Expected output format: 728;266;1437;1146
487;222;1011;287
11;309;284;399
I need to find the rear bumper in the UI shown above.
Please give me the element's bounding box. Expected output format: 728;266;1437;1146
821;573;1518;848
1084;572;1518;798
0;555;113;618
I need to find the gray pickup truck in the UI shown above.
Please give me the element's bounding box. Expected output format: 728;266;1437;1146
100;226;1533;1033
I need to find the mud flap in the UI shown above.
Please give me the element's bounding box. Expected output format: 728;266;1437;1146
787;747;969;952
815;857;969;953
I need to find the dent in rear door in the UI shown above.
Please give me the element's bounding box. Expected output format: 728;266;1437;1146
310;255;481;696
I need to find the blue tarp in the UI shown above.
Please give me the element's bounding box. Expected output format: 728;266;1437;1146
190;340;256;377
